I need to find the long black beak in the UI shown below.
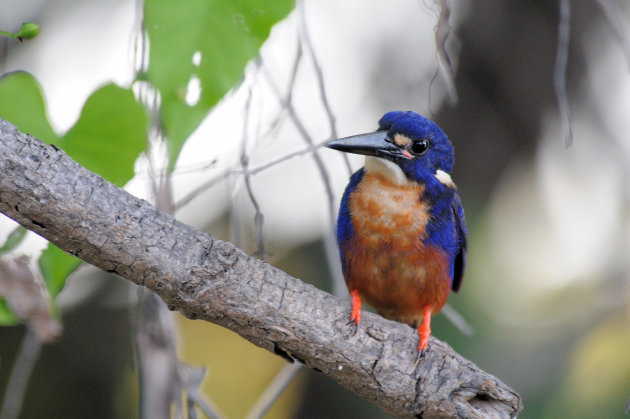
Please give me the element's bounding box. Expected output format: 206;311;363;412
326;131;408;161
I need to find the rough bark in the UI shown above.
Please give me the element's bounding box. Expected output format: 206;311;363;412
0;117;522;418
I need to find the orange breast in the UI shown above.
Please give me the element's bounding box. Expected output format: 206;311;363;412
343;172;452;327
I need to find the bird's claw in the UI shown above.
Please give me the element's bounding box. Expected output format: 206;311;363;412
415;346;427;366
347;318;360;336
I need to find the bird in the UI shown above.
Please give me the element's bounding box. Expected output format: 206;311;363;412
326;111;467;354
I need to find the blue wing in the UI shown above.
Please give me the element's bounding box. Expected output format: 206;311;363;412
335;168;365;274
451;191;467;292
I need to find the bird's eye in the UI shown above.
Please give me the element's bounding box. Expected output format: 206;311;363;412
411;139;429;155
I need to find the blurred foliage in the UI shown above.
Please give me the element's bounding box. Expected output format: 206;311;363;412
16;22;39;41
0;21;39;41
0;0;294;326
546;313;630;418
0;299;16;324
0;71;58;142
0;226;27;324
38;245;82;300
143;0;294;170
0;72;148;186
0;226;27;255
0;71;147;324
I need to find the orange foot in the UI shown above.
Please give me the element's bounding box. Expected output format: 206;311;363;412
417;305;433;354
349;289;362;334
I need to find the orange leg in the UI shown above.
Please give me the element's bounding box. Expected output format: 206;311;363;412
350;289;362;325
417;305;433;352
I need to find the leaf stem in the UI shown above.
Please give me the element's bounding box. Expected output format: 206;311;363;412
0;30;17;39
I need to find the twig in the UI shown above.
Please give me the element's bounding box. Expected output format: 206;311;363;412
135;289;179;419
173;169;231;211
441;303;475;337
240;139;329;176
593;0;630;70
173;136;330;212
174;44;302;215
254;38;303;143
260;57;337;224
434;0;459;104
284;38;303;112
298;2;351;296
239;86;266;258
0;329;42;419
298;0;352;176
245;363;303;419
178;364;226;419
554;0;573;147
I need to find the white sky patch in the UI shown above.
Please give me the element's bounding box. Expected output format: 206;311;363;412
185;74;201;106
192;50;202;67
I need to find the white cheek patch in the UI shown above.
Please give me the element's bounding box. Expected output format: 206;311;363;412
435;169;455;187
365;156;408;185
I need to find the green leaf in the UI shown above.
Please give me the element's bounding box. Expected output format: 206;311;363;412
61;84;148;186
0;299;18;325
0;225;28;255
0;71;59;143
0;73;148;302
38;244;82;299
17;22;39;41
0;72;148;187
144;0;294;169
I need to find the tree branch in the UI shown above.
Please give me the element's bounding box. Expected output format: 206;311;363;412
0;117;522;418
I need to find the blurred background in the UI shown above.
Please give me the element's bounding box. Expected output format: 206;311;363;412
1;0;629;418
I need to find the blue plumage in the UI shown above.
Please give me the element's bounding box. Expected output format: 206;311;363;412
327;111;467;353
335;167;364;274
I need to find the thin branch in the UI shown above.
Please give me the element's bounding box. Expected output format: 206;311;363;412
554;0;573;147
239;86;265;258
593;0;630;69
174;43;302;215
173;136;330;212
0;329;42;419
245;363;303;419
169;160;217;177
260;56;337;225
173;169;231;212
434;0;459;104
178;364;226;419
298;0;352;176
253;38;303;143
135;289;179;419
441;303;474;337
240;139;329;176
284;38;303;112
0;255;60;419
295;1;350;299
0;118;523;418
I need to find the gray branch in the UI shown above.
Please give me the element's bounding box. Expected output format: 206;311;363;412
0;117;522;418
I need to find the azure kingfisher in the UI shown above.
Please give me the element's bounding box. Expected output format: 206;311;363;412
327;111;467;353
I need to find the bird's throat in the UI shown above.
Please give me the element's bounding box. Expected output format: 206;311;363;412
364;156;407;186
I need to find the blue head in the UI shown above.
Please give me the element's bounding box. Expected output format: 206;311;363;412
327;111;454;185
